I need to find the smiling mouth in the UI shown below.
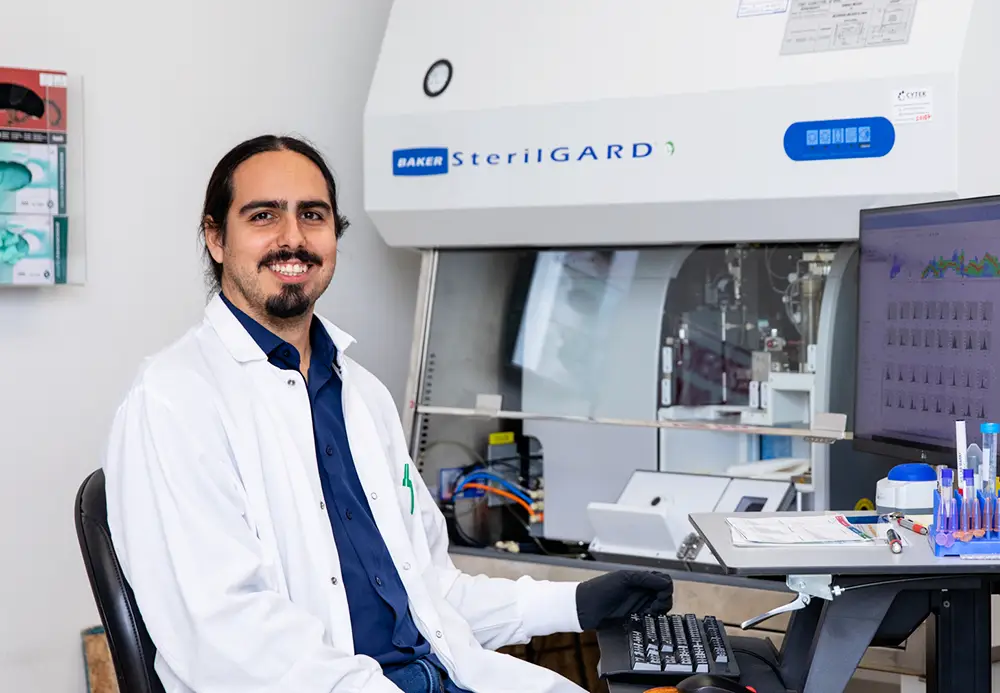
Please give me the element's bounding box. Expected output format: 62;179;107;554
268;262;311;278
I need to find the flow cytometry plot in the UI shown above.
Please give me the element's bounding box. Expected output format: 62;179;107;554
887;328;897;346
888;302;899;320
927;301;940;320
944;366;956;387
979;330;991;352
901;301;912;320
929;365;943;386
901;364;914;383
982;301;994;322
925;329;937;348
914;301;926;320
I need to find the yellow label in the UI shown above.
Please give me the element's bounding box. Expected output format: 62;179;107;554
854;498;875;511
489;431;515;445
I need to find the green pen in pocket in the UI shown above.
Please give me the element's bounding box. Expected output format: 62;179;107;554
403;463;415;514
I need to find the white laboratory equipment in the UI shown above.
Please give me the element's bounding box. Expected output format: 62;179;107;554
363;0;1000;546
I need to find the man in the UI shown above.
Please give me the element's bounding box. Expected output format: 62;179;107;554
103;135;673;693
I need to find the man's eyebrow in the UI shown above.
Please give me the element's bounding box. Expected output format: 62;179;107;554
239;199;287;215
298;199;333;213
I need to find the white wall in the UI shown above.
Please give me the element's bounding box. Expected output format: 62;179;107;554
0;2;419;690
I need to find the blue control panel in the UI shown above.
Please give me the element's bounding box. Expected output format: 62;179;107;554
784;117;895;161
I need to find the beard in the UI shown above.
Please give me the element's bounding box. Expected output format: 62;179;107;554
264;284;311;319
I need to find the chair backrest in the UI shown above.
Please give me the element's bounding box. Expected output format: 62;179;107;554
75;469;165;693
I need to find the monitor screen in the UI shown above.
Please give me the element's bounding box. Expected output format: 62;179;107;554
855;196;1000;462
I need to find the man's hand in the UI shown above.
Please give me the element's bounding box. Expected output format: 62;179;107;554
575;570;674;631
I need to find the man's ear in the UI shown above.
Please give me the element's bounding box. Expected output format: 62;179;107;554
204;217;225;264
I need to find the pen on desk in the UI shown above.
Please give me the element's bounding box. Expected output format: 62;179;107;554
886;528;903;554
897;516;928;535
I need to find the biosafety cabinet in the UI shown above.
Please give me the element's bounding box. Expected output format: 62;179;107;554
363;0;1000;570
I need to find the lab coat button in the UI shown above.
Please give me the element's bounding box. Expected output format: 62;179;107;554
320;501;326;510
403;562;411;570
370;492;378;500
287;378;296;386
435;631;443;638
330;577;338;585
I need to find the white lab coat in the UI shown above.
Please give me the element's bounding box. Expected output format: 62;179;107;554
104;295;586;693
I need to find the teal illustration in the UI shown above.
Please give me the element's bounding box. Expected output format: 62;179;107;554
0;227;29;282
0;161;31;191
0;218;53;284
0;144;60;214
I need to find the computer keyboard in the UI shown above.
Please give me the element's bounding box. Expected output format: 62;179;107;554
597;612;741;685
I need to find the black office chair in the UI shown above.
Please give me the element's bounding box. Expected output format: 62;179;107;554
75;469;165;693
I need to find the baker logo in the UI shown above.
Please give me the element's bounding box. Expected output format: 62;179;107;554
392;147;448;176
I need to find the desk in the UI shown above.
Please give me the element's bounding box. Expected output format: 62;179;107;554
689;511;999;693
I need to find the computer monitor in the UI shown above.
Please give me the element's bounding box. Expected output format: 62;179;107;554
854;195;1000;463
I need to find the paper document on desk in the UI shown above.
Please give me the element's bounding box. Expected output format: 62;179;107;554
727;515;876;546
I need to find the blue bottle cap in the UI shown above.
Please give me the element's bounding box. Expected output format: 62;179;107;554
982;422;1000;434
964;467;975;481
942;468;953;482
888;463;937;482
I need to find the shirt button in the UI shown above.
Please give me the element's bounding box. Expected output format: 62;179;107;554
330;577;338;585
346;510;353;520
325;445;334;456
370;492;378;500
403;562;411;571
375;576;383;586
435;631;443;638
283;349;291;358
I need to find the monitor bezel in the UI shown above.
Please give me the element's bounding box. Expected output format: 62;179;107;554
852;193;1000;464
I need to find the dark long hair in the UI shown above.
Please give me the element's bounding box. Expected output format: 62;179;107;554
198;134;351;293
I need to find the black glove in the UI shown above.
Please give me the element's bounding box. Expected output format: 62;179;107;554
576;570;674;631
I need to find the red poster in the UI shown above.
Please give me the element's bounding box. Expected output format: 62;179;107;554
0;66;68;143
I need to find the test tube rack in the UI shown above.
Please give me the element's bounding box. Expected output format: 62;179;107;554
928;488;1000;557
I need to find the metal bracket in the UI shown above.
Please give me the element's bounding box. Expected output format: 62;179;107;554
787;574;838;601
740;574;840;630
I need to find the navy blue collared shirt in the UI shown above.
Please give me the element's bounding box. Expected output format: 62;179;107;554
220;294;435;670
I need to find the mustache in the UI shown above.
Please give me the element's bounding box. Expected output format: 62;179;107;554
258;248;323;270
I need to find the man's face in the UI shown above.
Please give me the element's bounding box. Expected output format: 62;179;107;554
207;149;338;321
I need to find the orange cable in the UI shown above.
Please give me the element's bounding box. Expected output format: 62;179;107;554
462;482;537;517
